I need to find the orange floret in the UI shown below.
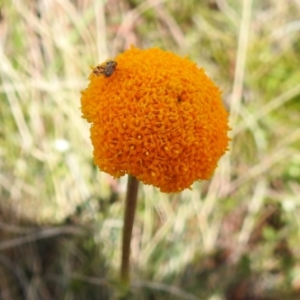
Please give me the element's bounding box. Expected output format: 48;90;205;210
80;46;230;193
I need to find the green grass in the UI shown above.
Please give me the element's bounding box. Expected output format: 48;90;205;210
1;0;300;299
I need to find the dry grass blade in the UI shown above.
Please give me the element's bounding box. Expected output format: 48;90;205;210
0;226;84;251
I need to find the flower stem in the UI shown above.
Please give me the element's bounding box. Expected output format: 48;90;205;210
120;175;139;287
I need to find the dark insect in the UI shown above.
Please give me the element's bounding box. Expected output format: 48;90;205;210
93;60;117;77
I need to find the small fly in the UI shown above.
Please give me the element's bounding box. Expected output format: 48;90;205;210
93;60;117;77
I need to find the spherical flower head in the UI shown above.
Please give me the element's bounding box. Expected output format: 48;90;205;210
81;46;230;193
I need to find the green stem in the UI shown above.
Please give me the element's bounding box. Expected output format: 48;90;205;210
120;175;139;286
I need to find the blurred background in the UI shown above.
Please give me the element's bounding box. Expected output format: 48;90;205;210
1;0;300;299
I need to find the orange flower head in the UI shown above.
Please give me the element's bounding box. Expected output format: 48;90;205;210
80;46;230;193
